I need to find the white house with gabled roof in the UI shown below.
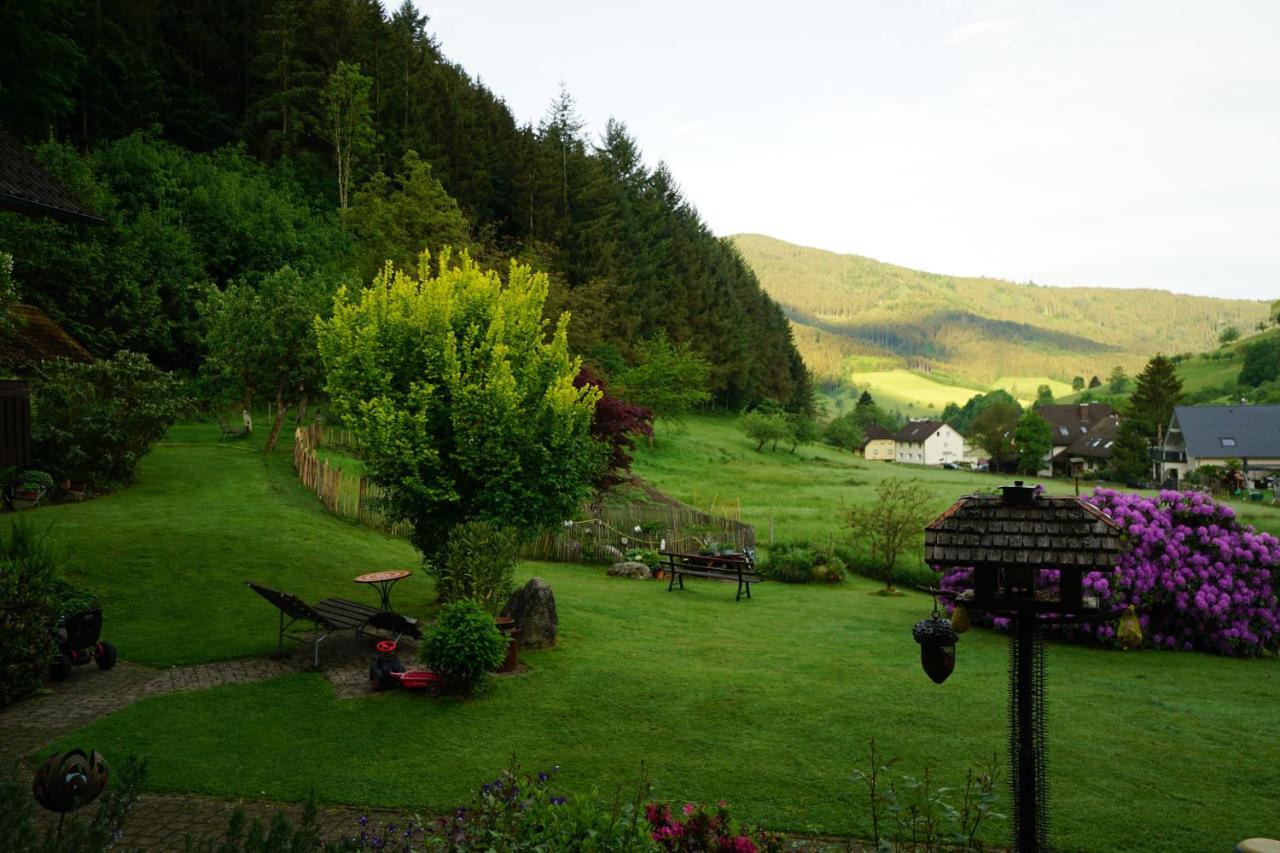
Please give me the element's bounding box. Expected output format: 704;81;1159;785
894;419;966;466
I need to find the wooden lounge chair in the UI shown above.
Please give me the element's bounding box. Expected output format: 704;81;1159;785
245;581;421;668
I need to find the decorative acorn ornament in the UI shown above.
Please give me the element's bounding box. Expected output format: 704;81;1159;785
32;750;110;814
913;598;959;684
1117;605;1142;650
950;603;971;634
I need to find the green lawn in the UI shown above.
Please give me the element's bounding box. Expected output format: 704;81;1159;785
15;418;1280;851
1;424;420;667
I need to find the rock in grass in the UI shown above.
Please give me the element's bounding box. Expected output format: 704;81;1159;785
607;561;652;579
501;578;558;649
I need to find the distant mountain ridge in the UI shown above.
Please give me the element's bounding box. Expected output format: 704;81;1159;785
732;234;1268;383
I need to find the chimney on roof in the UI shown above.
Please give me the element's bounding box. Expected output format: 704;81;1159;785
1078;403;1089;423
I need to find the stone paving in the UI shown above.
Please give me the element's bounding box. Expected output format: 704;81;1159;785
1;633;417;850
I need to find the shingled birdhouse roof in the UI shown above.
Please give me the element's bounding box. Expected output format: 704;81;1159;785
925;483;1123;571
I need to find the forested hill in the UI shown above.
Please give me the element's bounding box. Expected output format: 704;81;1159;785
734;234;1269;384
0;1;807;410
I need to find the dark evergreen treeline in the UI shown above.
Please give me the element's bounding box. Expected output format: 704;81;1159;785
0;0;808;409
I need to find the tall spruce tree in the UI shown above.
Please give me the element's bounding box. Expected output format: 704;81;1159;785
1127;354;1183;438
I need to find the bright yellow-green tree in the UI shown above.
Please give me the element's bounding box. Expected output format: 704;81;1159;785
316;249;603;561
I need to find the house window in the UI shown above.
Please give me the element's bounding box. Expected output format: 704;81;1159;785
1058;426;1069;437
1220;437;1236;447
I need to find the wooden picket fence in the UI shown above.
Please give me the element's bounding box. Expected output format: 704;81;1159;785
292;427;412;536
293;426;755;561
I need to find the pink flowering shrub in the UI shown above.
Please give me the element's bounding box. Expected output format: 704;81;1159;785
644;801;784;852
938;488;1280;656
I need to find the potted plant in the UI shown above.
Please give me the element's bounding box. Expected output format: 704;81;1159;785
11;470;54;510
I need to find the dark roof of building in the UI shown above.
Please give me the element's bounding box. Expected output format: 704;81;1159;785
1060;414;1120;459
1171;405;1280;460
0;132;106;225
895;420;945;443
0;304;95;365
863;425;893;441
1038;402;1117;447
925;489;1123;570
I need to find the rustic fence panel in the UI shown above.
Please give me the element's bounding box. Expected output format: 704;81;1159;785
293;427;753;559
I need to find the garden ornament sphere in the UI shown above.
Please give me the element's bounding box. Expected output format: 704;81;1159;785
32;749;110;813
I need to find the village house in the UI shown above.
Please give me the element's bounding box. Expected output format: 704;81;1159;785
1057;413;1120;476
894;419;965;466
1154;404;1280;485
859;424;896;460
1037;402;1117;477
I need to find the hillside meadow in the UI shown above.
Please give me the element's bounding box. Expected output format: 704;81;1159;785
736;233;1269;385
632;415;1280;546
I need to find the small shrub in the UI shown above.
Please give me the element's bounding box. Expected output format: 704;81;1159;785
760;542;815;583
760;542;846;584
0;522;62;706
645;800;785;852
625;547;661;569
421;600;507;693
851;738;1003;852
30;351;189;487
433;521;517;611
395;759;655;851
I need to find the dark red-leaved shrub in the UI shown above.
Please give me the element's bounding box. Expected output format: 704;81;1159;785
574;367;653;488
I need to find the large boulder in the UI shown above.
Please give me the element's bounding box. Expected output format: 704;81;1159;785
501;578;558;650
608;561;652;579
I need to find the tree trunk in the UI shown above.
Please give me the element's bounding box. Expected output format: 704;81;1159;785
265;382;289;452
295;393;309;426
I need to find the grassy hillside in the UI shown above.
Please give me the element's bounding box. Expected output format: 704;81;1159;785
735;234;1269;385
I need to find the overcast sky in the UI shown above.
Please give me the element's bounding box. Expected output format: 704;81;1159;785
420;1;1279;300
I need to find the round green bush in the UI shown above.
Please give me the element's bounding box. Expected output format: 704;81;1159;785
421;599;508;692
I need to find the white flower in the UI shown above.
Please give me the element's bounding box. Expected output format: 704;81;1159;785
634;525;642;533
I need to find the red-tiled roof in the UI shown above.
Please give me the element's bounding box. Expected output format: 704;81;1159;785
0;132;105;225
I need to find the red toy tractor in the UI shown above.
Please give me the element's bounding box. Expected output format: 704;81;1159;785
368;640;447;695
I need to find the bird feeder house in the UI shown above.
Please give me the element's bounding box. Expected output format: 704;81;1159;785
923;481;1125;853
925;481;1122;618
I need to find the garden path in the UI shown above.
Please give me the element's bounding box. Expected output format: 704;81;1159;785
2;637;399;849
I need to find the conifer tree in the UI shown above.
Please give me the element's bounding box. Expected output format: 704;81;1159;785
1127;354;1183;438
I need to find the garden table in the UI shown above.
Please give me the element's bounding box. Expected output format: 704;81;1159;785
354;569;412;611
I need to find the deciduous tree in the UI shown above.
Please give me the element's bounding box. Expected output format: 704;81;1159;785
323;61;376;209
1014;411;1053;475
847;478;937;592
316;249;603;561
615;333;711;439
970;399;1020;467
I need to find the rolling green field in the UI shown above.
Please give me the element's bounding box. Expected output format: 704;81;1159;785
845;369;987;417
634;416;1280;544
991;375;1074;401
9;418;1280;852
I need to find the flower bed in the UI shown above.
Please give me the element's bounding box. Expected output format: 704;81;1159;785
938;488;1280;655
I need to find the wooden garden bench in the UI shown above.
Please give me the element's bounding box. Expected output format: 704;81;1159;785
245;581;421;668
660;550;762;601
217;414;250;440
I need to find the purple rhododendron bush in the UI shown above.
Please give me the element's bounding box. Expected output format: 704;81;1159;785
938;488;1280;656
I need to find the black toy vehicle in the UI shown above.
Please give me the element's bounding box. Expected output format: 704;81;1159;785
51;608;117;681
